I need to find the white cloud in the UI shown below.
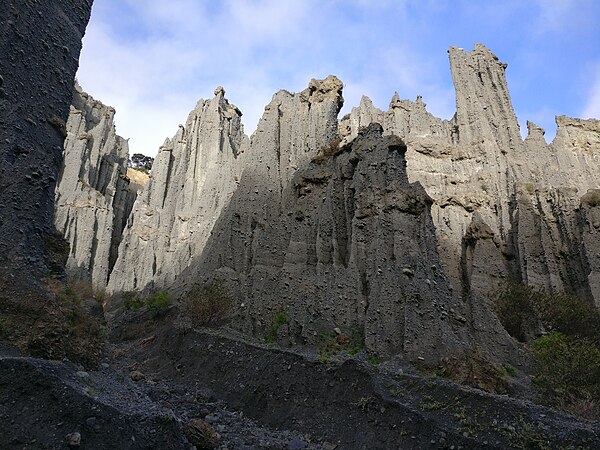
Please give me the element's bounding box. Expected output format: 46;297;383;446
582;68;600;120
78;0;593;158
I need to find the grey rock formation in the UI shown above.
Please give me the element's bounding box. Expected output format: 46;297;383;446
107;87;248;292
187;123;488;361
0;1;93;298
77;45;596;361
55;84;137;288
340;44;600;306
108;78;343;293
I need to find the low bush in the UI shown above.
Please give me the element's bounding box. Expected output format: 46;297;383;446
318;328;365;359
492;282;541;342
264;311;288;344
531;332;600;419
26;279;105;368
492;282;600;342
183;280;232;327
148;291;172;314
123;291;145;310
432;347;510;395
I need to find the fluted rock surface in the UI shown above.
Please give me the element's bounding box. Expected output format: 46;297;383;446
108;77;344;293
107;87;248;292
55;85;136;287
340;44;600;306
186;124;496;361
0;0;93;297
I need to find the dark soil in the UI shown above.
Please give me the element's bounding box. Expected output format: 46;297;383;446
1;308;599;449
108;309;600;449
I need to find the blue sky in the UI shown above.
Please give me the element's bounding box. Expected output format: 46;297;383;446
77;0;600;157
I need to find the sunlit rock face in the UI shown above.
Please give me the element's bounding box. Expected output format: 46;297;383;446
340;44;600;307
55;85;137;288
62;44;598;361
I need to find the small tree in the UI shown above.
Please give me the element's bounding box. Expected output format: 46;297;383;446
183;280;232;327
128;153;154;173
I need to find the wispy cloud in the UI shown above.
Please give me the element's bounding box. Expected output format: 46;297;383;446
582;66;600;120
77;0;598;156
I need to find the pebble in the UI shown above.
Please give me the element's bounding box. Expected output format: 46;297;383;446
288;438;308;449
66;431;81;447
129;370;145;382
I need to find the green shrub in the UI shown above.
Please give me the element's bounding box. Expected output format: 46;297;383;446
535;291;600;340
123;291;145;310
367;354;382;366
492;282;543;342
431;346;509;395
503;364;518;377
148;291;172;315
264;311;288;344
183;280;232;327
531;332;600;419
318;328;365;359
492;282;600;342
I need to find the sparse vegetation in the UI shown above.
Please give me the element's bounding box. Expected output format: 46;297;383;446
311;135;343;164
367;354;382;366
492;282;600;342
503;364;518;377
123;291;145;310
420;396;446;411
351;396;372;410
264;311;288;344
182;280;233;327
502;419;551;450
25;279;106;368
317;328;365;359
493;282;600;419
429;346;510;395
531;332;600;419
148;291;172;316
523;182;536;194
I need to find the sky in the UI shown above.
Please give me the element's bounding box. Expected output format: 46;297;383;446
77;0;600;157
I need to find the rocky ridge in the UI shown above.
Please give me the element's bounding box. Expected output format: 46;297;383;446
340;44;600;306
55;84;138;288
61;45;599;363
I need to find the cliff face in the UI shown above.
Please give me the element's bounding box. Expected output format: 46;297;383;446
340;44;600;306
107;87;248;292
188;123;480;361
55;85;137;288
108;78;343;293
61;44;598;360
0;1;93;297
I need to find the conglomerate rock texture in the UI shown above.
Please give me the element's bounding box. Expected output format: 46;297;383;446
188;123;475;361
107;77;343;293
55;84;138;288
71;44;599;360
0;1;92;297
340;44;600;307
